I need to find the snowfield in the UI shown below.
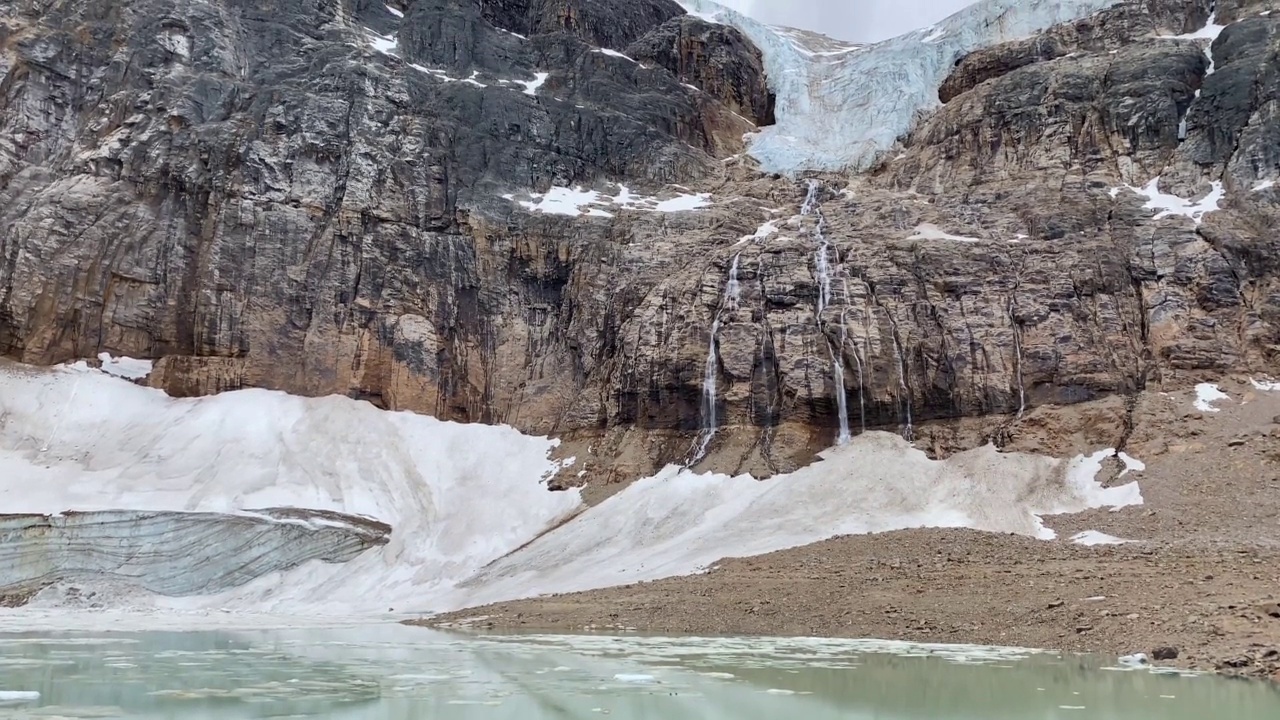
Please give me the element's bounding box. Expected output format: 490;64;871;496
0;360;1142;625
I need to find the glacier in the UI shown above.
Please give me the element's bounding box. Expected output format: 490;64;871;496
676;0;1126;174
0;359;1142;624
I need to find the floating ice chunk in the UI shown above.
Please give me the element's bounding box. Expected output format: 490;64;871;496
517;72;549;96
1119;653;1150;666
97;353;152;380
385;4;403;18
0;691;40;705
613;673;656;683
1071;530;1129;546
1194;383;1230;412
1113;178;1223;224
675;0;1131;174
907;223;981;242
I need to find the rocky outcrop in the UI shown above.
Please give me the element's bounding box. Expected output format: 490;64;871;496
627;15;776;126
0;509;390;602
3;0;1280;480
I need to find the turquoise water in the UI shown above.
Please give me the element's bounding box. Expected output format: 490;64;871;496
0;625;1277;718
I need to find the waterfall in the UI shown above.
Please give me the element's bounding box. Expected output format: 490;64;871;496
1009;296;1026;419
800;180;852;444
841;302;867;434
691;253;742;464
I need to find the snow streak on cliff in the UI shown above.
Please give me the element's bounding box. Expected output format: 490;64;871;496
677;0;1125;174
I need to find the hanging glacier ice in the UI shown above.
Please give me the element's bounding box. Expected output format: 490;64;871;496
677;0;1127;174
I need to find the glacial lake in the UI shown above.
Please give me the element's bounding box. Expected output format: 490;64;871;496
1;624;1278;718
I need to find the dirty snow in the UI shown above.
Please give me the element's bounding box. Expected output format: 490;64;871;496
0;360;1143;621
1194;383;1230;412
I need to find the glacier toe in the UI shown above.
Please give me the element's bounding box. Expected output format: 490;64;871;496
678;0;1125;173
0;509;389;603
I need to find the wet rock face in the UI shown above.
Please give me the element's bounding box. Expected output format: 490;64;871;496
4;0;1280;476
0;0;766;424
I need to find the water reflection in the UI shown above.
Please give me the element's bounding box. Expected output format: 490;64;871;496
0;626;1275;718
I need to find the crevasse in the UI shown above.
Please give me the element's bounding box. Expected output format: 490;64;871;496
676;0;1126;174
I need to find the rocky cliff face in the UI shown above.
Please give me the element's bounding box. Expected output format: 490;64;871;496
3;0;1280;481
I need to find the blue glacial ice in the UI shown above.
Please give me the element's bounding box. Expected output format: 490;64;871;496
676;0;1126;174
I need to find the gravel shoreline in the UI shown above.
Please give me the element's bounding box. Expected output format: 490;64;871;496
417;381;1280;681
416;531;1280;681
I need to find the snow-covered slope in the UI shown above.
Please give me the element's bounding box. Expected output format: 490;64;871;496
677;0;1125;173
0;361;1142;621
0;360;584;614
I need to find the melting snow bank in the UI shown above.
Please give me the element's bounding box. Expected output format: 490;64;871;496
0;360;1141;620
676;0;1125;173
0;360;583;616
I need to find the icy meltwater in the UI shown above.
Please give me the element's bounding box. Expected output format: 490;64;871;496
1;626;1278;719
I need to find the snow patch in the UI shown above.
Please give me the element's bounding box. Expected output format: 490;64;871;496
675;0;1130;174
1194;383;1230;412
96;353;152;380
0;361;583;616
1117;451;1145;478
1111;178;1223;224
595;48;638;63
1251;378;1280;391
366;29;398;56
907;223;981;242
739;219;781;244
516;71;549;96
457;436;1143;610
1071;530;1129;546
1252;179;1275;192
502;184;711;217
384;4;403;18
